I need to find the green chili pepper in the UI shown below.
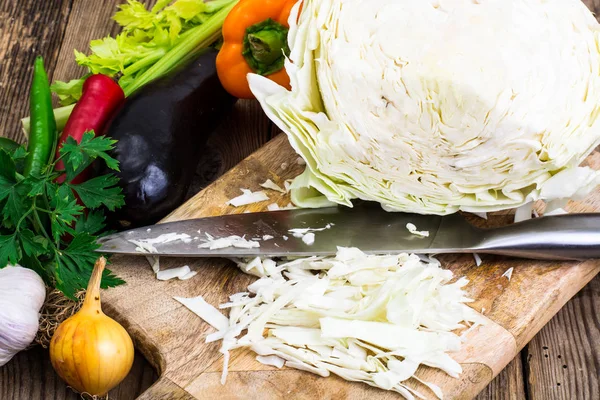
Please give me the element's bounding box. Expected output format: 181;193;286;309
24;56;57;176
0;137;20;153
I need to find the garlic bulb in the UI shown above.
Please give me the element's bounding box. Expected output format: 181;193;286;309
0;265;46;366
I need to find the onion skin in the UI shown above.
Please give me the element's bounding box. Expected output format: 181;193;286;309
49;257;134;396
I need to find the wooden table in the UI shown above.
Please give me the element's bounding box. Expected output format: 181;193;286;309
0;1;599;399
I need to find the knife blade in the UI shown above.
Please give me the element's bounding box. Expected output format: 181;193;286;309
96;204;600;261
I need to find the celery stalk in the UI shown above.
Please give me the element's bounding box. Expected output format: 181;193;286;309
20;0;239;136
122;49;167;76
122;1;237;96
21;104;75;138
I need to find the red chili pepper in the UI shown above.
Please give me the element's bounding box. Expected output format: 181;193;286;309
56;74;125;184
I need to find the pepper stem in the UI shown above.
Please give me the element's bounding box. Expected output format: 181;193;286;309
247;30;285;65
242;18;290;76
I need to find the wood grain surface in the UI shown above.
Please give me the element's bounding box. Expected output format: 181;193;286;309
0;0;599;399
0;0;73;143
524;277;600;399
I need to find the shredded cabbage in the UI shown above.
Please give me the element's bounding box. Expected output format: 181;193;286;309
249;0;600;215
179;270;198;280
179;248;481;398
502;267;514;281
406;223;429;238
174;295;230;331
260;179;286;193
156;265;191;281
256;355;285;368
227;189;270;207
199;234;260;250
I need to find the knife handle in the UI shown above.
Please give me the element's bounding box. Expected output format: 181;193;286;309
478;213;600;260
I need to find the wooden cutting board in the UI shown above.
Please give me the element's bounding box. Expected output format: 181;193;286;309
102;133;600;400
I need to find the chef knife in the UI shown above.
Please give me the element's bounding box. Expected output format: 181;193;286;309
97;204;600;261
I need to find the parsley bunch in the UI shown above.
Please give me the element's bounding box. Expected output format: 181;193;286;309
0;132;125;299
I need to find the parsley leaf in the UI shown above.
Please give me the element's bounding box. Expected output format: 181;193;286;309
48;185;83;241
0;178;14;204
62;142;85;175
12;146;28;161
75;210;107;236
0;149;16;181
26;175;48;197
53;233;99;298
60;133;119;174
0;234;20;267
70;174;125;211
2;182;31;228
53;233;124;299
11;146;27;175
19;229;48;256
0;149;17;203
100;265;126;289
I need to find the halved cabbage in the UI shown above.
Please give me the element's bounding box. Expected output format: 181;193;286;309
249;0;600;214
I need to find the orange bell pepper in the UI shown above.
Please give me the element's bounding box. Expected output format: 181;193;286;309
216;0;299;99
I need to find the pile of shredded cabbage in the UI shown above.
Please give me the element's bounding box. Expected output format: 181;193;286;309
249;0;600;215
178;248;481;399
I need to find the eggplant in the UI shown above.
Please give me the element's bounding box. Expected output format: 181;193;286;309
99;49;236;228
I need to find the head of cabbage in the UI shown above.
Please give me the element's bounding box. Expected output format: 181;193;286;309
249;0;600;215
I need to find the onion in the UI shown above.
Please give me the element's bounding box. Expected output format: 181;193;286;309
49;257;134;396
